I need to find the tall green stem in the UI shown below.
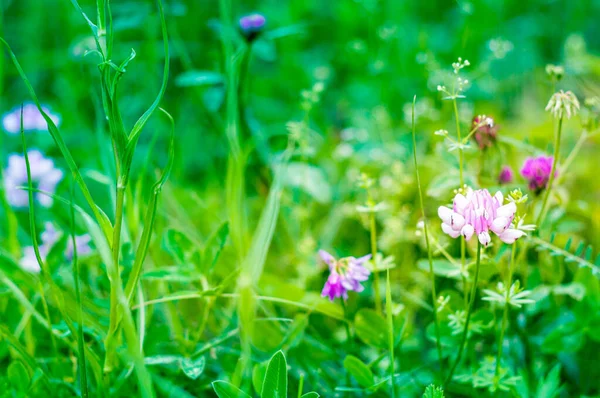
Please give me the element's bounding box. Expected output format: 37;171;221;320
385;269;395;397
452;98;469;308
411;96;444;375
445;241;482;386
104;181;126;373
369;194;382;314
536;115;563;228
494;242;517;385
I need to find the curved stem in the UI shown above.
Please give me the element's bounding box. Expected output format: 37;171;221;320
536;115;563;228
494;242;517;385
411;96;444;376
445;241;482;386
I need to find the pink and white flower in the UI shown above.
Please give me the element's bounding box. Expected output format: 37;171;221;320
319;250;371;301
438;188;526;246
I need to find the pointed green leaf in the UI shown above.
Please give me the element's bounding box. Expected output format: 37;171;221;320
343;355;374;388
212;381;251;398
354;309;389;348
261;351;287;398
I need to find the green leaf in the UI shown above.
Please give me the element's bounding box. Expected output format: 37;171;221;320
300;393;320;398
261;350;288;398
180;356;205;380
8;360;30;394
252;362;267;395
343;355;374;388
534;365;563;398
416;259;462;279
212;381;251;398
162;229;193;263
354;309;389;348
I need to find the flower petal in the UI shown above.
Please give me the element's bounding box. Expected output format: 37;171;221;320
461;224;474;240
442;223;461;239
499;229;526;244
478;231;491;247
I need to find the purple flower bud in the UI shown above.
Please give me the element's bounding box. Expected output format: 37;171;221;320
520;156;556;193
3;150;63;208
2;102;60;134
319;250;371;301
239;13;266;41
472;115;498;150
498;166;513;184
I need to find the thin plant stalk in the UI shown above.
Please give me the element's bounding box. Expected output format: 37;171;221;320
70;180;88;397
369;193;382;314
411;96;444;373
536;114;563;228
445;241;482;385
385;269;395;397
494;242;517;385
452;97;469;307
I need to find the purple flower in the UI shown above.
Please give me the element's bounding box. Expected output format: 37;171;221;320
472;115;498;150
498;166;513;184
520;156;556;193
3;150;63;208
319;250;371;301
239;13;266;41
2;103;60;134
20;222;92;273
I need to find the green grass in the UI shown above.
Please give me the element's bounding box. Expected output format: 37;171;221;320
1;0;600;397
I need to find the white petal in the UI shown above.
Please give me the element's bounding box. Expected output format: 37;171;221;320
490;217;510;234
438;206;453;224
494;191;503;204
451;213;465;230
453;194;468;213
497;202;517;218
441;223;460;238
499;229;526;244
461;224;474;240
478;231;491;247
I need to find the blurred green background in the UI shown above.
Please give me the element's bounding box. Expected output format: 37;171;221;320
1;0;600;395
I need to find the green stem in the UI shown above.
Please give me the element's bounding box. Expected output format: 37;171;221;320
452;98;464;186
536;115;563;228
71;181;88;397
385;269;395;398
369;197;382;314
445;241;482;386
297;374;305;398
494;242;517;385
104;182;126;374
340;298;352;347
411;96;444;376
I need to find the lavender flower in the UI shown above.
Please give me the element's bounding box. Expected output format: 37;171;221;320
319;250;371;301
438;188;525;246
3;150;63;208
520;156;555;193
472;115;498;149
239;13;266;41
498;166;513;184
20;222;92;273
2;103;60;134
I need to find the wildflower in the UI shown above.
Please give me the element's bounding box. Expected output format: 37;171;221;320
520;156;555;193
472;115;498;149
545;90;580;119
19;222;92;273
438;188;525;246
3;150;63;208
498;166;513;184
2;103;60;134
545;64;564;82
319;250;371;301
238;13;266;42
